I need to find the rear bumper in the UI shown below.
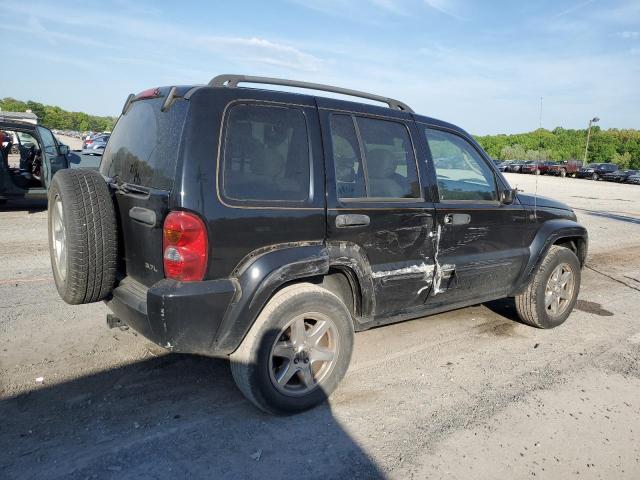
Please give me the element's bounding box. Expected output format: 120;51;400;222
106;276;238;356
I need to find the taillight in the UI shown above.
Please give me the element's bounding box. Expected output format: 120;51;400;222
162;211;208;281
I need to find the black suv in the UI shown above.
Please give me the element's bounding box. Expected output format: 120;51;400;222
576;162;618;180
48;75;588;414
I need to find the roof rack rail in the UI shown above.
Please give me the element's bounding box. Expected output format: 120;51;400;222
209;74;414;113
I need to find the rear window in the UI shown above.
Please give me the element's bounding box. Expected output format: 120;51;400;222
221;103;311;203
100;98;187;190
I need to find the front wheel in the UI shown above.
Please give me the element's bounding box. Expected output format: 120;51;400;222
515;246;581;329
230;283;354;415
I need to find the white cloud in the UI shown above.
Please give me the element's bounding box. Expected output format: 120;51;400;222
618;31;640;39
551;0;596;19
1;1;323;73
424;0;466;20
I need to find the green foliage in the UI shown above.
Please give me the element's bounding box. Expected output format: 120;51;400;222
611;152;632;169
475;127;640;169
0;97;116;132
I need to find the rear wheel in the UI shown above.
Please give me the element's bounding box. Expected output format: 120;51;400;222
48;169;118;304
515;246;580;329
230;283;354;415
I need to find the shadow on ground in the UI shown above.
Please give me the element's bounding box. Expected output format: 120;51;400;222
0;354;383;480
0;198;47;213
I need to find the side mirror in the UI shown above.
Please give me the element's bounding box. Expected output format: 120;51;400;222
500;188;517;205
59;144;70;155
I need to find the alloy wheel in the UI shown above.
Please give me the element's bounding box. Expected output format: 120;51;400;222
544;263;575;317
269;313;339;396
51;195;67;282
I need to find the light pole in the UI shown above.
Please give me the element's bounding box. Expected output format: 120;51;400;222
583;117;600;164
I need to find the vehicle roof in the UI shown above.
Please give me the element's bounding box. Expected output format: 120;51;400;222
0;119;38;130
167;83;470;138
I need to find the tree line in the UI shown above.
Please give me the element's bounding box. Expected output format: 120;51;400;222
475;127;640;169
0;97;116;133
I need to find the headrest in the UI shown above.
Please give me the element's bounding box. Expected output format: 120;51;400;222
367;149;398;179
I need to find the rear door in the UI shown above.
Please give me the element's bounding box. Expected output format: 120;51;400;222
420;126;527;306
38;126;68;189
320;105;437;318
99;94;189;287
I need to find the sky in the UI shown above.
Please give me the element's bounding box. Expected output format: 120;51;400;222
0;0;638;135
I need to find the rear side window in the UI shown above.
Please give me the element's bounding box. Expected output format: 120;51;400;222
100;98;187;190
222;103;310;203
329;114;420;200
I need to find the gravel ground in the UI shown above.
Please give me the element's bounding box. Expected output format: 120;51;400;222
0;172;639;479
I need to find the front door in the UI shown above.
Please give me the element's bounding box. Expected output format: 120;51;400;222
321;109;437;318
420;126;527;307
38;126;68;189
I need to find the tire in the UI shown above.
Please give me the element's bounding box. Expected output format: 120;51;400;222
48;169;117;305
560;169;566;178
230;283;354;415
515;245;581;329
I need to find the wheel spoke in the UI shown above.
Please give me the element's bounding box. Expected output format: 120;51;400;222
275;361;298;387
298;365;315;388
272;341;294;359
310;346;335;364
289;318;306;346
560;271;572;287
307;319;330;346
545;292;555;308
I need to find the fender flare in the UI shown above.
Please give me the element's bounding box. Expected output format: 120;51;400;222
213;242;330;354
214;241;377;354
512;219;588;294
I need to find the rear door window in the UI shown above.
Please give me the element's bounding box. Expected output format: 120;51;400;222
100;98;187;190
221;103;311;203
329;114;420;200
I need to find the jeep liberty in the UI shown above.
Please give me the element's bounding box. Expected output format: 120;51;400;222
47;75;588;414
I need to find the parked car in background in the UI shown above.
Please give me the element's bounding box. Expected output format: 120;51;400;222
0;119;73;203
547;160;582;178
576;163;619;180
603;169;638;182
497;160;516;172
82;135;110;155
521;161;559;175
627;173;640;185
506;160;530;173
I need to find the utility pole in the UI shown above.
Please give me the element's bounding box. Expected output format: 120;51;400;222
583;117;600;164
539;96;543;129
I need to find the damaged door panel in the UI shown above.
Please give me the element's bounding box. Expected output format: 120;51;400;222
319;103;437;318
421;126;528;306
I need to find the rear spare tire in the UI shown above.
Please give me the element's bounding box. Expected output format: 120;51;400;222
48;169;117;304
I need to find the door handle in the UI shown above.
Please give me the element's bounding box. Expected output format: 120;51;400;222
335;214;370;228
444;213;471;225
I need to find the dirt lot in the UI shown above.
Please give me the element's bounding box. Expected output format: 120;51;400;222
1;173;639;479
